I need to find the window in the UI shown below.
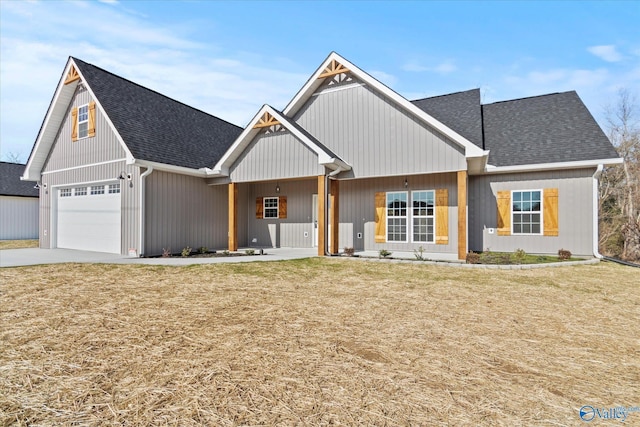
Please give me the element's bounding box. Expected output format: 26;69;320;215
512;190;541;234
108;183;120;194
60;188;72;197
386;192;408;242
74;187;87;196
264;197;278;218
90;185;105;195
412;190;435;243
78;104;89;139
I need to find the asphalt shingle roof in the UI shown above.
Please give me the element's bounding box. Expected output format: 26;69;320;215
482;91;619;167
411;89;483;148
73;58;243;169
0;162;39;197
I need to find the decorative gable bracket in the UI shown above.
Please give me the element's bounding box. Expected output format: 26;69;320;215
253;111;281;129
318;59;350;79
64;66;81;85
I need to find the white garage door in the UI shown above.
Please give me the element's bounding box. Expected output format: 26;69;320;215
57;183;121;254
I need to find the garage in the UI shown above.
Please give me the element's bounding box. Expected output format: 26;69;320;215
56;182;121;253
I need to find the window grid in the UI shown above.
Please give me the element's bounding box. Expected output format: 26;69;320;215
512;190;542;234
108;183;120;194
60;188;72;197
90;185;105;195
386;192;408;242
412;190;435;243
74;187;87;196
264;197;279;218
78;104;89;139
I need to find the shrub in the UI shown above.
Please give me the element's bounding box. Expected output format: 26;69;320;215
199;246;208;254
181;246;192;257
222;250;230;256
414;246;426;261
245;249;255;255
513;248;527;264
558;248;572;261
162;247;171;258
466;251;481;264
379;249;392;258
343;247;355;256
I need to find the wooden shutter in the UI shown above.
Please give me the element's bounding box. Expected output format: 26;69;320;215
256;197;263;219
71;107;78;142
435;188;449;244
497;190;511;236
279;196;287;219
374;192;386;243
543;188;559;236
88;101;96;137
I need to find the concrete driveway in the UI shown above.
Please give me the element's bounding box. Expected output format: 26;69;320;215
0;247;318;268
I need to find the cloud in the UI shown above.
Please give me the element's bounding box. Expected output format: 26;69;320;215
0;0;309;158
369;70;398;87
402;60;457;74
587;45;623;62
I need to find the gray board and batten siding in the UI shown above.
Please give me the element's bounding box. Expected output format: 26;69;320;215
229;129;324;182
469;168;596;256
339;173;459;253
39;86;140;254
143;170;229;256
244;178;318;249
293;76;467;179
0;197;39;240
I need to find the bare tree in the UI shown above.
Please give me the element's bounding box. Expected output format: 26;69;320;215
1;151;24;163
600;89;640;260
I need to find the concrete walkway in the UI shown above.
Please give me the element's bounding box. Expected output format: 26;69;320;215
0;247;318;268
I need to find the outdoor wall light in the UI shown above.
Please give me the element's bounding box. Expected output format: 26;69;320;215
276;182;280;193
404;178;408;188
34;182;41;189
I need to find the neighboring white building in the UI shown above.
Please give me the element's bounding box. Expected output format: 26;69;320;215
0;162;39;240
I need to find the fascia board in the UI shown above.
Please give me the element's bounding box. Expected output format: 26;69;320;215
483;157;624;174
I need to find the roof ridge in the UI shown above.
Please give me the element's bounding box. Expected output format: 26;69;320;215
71;57;242;130
483;91;575;106
411;88;480;102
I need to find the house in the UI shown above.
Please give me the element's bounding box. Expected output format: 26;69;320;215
22;52;621;259
1;162;39;240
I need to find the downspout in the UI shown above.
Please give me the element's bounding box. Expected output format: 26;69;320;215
592;164;604;259
324;166;346;255
139;166;154;257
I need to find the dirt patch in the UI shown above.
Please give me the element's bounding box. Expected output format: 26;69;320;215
1;259;638;425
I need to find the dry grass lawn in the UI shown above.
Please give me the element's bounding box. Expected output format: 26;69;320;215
1;259;639;426
0;240;38;250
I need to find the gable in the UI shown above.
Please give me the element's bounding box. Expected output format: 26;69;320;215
229;128;324;182
293;76;467;178
42;85;126;173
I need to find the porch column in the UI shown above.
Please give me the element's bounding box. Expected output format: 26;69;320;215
329;179;339;254
317;175;326;256
228;182;238;251
457;170;467;260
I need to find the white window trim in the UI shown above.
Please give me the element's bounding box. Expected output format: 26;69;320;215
411;190;436;244
263;196;279;219
386;191;409;243
78;103;89;140
511;189;544;236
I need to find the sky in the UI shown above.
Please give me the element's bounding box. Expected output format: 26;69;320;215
1;0;639;163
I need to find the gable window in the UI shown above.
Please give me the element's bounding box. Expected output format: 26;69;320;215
264;197;279;218
512;190;541;234
387;192;408;242
78;105;89;139
412;190;435;243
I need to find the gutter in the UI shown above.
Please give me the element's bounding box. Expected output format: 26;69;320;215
139;166;154;257
592;164;603;259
